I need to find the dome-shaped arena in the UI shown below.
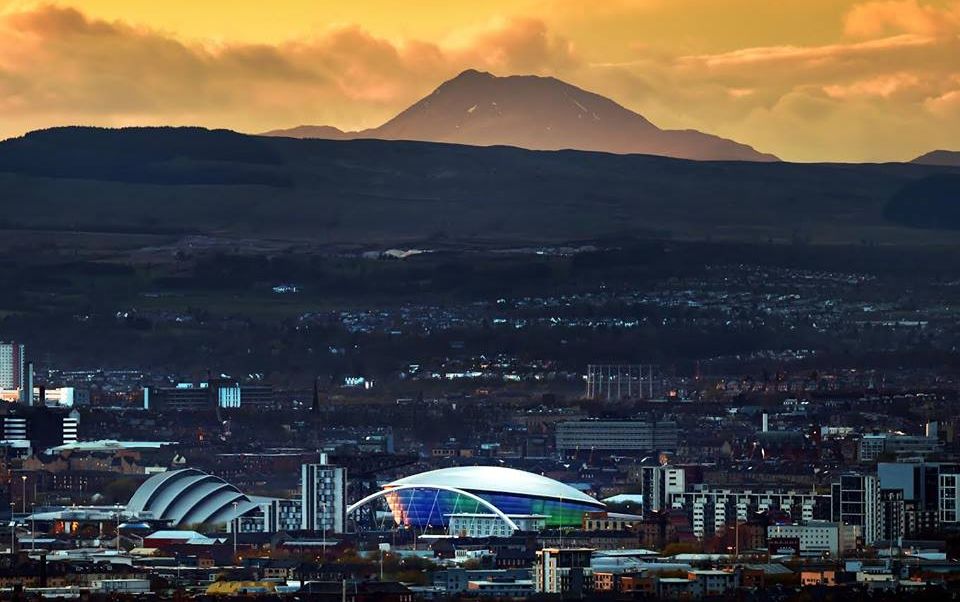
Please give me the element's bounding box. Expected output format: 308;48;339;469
126;468;260;527
368;466;605;528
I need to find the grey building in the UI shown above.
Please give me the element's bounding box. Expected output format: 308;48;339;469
555;420;677;454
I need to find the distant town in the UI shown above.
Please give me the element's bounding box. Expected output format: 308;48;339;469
2;319;960;600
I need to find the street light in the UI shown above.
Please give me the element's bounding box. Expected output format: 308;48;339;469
9;502;15;556
30;504;35;552
321;498;327;560
232;501;239;559
115;504;121;554
20;476;26;515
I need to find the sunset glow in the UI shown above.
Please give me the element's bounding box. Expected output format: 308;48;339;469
2;0;958;161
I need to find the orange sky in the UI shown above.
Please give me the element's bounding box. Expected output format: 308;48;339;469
1;0;958;161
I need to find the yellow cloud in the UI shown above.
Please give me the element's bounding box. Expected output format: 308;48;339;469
0;1;957;162
843;0;960;37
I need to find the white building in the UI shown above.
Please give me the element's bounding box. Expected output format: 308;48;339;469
940;471;959;524
767;522;857;556
672;486;825;539
448;513;546;537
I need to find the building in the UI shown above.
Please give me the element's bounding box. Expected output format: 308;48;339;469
555;420;678;455
582;511;644;532
431;568;532;595
147;379;276;411
466;578;534;597
860;434;942;462
301;456;347;533
0;409;81;454
687;570;739;598
831;473;882;545
880;489;905;541
585;364;657;400
940;470;960;525
640;465;686;513
767;522;855;557
672;486;827;539
264;498;302;533
877;461;959;536
126;468;285;530
534;548;594;594
356;466;606;531
448;513;546;538
0;342;25;392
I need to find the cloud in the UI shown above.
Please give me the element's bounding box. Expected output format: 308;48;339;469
0;2;957;162
679;34;934;69
822;72;922;98
925;88;960;115
0;5;577;137
843;0;960;37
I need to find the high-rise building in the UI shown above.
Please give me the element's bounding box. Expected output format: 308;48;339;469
301;455;347;533
0;342;25;392
534;548;594;594
640;465;686;514
878;461;960;536
939;470;960;525
832;474;882;545
880;489;905;541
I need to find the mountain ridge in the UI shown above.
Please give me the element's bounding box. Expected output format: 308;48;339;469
3;125;960;246
912;150;960;167
260;69;777;162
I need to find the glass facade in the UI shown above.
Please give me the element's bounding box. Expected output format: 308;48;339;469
383;487;598;528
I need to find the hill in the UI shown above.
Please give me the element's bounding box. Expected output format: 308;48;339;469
1;126;959;245
261;69;777;162
911;150;960;167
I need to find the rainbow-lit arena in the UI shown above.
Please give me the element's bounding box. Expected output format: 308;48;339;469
374;466;605;529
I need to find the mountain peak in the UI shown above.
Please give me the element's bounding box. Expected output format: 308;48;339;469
452;68;495;80
911;149;960;167
262;70;777;162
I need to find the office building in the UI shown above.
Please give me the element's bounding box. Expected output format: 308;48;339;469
555;420;678;454
301;455;347;533
767;522;858;557
148;379;276;411
878;461;959;535
0;409;80;454
861;434;942;462
831;474;881;545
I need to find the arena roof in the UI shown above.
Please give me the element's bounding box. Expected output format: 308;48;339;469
126;468;260;526
386;466;603;507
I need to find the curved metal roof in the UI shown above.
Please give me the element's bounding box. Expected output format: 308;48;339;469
126;468;253;526
386;466;603;507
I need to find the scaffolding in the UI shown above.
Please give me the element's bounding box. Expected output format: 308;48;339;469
585;364;656;401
